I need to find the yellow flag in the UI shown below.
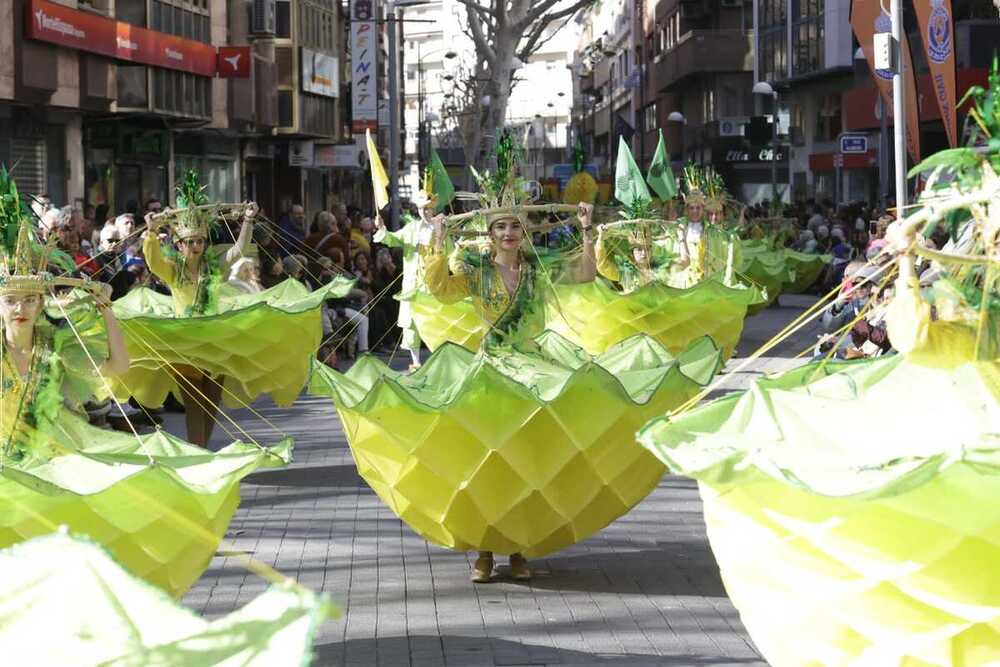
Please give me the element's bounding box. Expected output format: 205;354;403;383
365;129;389;211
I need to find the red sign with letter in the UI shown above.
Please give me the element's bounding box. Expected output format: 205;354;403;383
26;0;220;78
217;46;251;78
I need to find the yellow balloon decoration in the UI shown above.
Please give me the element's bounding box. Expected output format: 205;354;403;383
562;170;599;205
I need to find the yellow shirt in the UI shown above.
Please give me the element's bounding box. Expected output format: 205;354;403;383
423;250;544;344
143;223;253;314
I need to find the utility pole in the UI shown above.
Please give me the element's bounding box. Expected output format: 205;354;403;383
387;1;401;228
890;0;907;211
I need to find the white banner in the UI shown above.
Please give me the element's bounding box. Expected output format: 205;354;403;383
302;48;338;98
289;140;315;167
350;0;377;133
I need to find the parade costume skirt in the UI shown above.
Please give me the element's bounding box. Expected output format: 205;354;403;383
545;278;763;359
0;410;291;597
310;333;722;557
111;278;353;408
404;290;484;352
739;242;831;313
783;248;831;293
0;533;334;666
638;353;1000;667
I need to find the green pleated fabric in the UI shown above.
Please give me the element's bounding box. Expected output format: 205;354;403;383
546;278;763;359
738;241;831;313
310;333;722;557
0;409;292;598
111;278;353;408
638;353;1000;666
0;533;335;666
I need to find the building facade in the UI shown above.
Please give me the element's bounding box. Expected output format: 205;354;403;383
0;0;347;221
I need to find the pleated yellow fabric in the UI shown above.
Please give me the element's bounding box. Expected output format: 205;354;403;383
638;288;1000;666
311;333;722;556
111;278;352;408
545;278;762;359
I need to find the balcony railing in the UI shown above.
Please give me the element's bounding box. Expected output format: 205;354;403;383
652;29;753;90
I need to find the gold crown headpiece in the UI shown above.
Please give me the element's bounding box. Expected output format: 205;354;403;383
0;221;57;295
171;169;213;240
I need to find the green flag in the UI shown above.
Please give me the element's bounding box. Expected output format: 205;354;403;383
646;130;678;200
614;137;651;211
426;149;455;212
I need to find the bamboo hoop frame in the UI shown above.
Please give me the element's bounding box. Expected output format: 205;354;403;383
149;203;253;224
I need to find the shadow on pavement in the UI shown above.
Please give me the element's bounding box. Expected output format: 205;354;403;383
312;634;764;666
506;549;726;598
245;463;366;487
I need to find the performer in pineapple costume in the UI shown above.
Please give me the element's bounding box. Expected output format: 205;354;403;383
667;165;740;288
0;169;290;597
115;170;351;446
311;132;724;584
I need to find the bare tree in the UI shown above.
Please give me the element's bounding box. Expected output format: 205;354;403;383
452;0;594;176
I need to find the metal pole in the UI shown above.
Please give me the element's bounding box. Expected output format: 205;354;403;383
771;92;778;202
879;96;889;208
387;1;401;227
890;0;907;211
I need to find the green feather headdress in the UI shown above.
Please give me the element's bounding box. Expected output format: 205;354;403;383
0;168;73;294
469;130;532;219
682;163;708;206
173;170;216;240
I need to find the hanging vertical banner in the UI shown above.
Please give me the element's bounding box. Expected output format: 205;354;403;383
850;0;921;164
912;0;958;148
350;0;377;133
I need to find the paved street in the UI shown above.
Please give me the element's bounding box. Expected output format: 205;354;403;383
179;294;823;666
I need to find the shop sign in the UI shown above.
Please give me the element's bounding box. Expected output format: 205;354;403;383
302;48;338;98
839;134;868;154
724;147;787;163
217;46;251;78
314;141;365;169
350;0;377;133
26;0;234;78
289;140;315;167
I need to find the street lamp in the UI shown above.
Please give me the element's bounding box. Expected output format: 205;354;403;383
753;81;780;203
416;44;459;175
667;111;686;162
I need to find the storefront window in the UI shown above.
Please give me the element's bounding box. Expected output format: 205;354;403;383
175;157;237;204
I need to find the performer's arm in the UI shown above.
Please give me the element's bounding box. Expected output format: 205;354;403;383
595;227;621;282
424;217;471;303
93;286;130;377
142;216;176;286
573;202;597;283
224;203;257;265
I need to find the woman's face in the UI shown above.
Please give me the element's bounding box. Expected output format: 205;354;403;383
632;245;648;265
355;254;369;272
236;262;257;282
490;218;524;252
687;203;705;222
0;293;43;331
178;235;207;260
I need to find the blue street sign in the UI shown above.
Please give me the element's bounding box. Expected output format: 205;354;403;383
840;134;868;154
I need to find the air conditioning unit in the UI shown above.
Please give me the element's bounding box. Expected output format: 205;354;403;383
718;117;748;137
251;0;276;35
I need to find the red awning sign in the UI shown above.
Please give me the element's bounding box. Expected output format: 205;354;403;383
25;0;240;78
217;46;251;78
